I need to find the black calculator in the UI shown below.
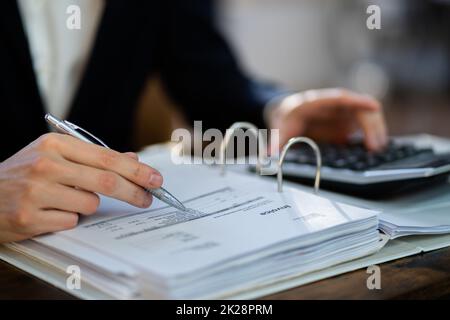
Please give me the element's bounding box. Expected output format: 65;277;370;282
280;141;450;198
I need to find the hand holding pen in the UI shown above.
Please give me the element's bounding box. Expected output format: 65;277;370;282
0;132;162;242
45;114;186;211
0;114;186;242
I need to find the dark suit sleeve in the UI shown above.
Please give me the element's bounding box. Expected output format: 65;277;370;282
159;0;287;130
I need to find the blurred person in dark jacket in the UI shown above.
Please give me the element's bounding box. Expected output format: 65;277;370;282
0;0;387;243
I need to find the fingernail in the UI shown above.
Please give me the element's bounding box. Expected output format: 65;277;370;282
149;173;163;186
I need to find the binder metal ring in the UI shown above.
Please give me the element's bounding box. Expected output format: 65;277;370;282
220;122;266;176
278;137;322;193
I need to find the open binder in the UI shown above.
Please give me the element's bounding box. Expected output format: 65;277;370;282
1;124;449;299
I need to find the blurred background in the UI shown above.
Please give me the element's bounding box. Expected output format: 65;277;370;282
137;0;450;149
215;0;450;136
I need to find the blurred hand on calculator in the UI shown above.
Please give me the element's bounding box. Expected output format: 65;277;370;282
267;88;388;152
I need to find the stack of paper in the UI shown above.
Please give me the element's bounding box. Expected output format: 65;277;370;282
379;206;450;239
5;155;381;299
322;180;450;240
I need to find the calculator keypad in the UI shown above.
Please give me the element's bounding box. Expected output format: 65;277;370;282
285;142;435;171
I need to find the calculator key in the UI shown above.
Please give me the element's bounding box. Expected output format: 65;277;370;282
349;162;369;171
329;158;348;168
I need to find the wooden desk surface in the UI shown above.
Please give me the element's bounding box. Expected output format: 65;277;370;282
2;246;450;299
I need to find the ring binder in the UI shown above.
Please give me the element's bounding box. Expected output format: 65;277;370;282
278;137;322;193
220;122;267;175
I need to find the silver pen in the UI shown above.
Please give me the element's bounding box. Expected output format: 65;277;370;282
45;113;186;212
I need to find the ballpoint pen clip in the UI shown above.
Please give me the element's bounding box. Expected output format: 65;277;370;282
63;120;110;148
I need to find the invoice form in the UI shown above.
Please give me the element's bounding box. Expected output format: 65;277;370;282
34;172;379;279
